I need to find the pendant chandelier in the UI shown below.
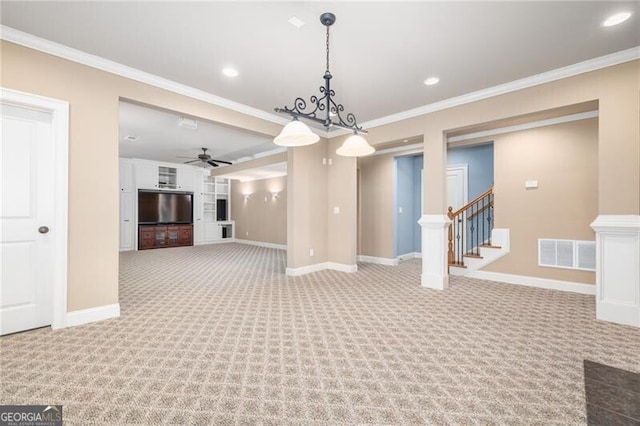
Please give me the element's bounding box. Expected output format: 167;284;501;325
273;12;375;157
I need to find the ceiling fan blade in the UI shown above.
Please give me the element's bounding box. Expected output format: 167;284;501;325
207;160;219;167
176;156;195;159
211;159;233;165
183;159;201;164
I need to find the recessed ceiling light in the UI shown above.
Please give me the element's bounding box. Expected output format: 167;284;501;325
222;67;239;77
424;77;440;86
602;11;631;27
288;16;305;29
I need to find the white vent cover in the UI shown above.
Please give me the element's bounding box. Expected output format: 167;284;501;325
539;239;595;271
178;116;198;130
576;241;596;270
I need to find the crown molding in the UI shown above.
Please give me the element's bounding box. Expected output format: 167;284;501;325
362;46;640;131
0;25;289;126
373;143;423;157
447;110;599;143
3;25;637;137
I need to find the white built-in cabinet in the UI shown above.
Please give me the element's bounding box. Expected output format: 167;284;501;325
177;168;197;192
135;161;197;191
118;158;234;251
135;163;159;190
200;174;234;243
119;159;134;251
119;159;133;193
193;175;204;245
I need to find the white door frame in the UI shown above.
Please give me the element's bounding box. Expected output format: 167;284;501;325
1;87;69;330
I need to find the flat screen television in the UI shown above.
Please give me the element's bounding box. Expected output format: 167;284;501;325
138;190;193;224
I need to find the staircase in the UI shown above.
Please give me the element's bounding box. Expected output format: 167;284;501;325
447;186;510;275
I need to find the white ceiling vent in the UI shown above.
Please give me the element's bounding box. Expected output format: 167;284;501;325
178;117;198;130
539;239;595;271
288;16;305;29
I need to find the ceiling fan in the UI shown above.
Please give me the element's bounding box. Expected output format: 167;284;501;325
178;148;232;168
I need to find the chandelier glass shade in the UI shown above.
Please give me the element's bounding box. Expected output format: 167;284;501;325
273;12;375;157
336;133;375;157
273;118;320;147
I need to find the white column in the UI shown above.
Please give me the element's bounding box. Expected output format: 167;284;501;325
590;215;640;328
418;214;452;290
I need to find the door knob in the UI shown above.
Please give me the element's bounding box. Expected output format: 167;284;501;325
38;226;50;234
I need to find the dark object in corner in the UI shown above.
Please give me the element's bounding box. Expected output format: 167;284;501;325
584;359;640;425
216;199;227;221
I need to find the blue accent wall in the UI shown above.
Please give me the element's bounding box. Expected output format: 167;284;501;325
447;143;494;200
394;144;493;258
413;155;423;252
395;156;416;256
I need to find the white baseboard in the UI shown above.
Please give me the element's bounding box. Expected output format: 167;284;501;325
327;262;358;273
357;252;422;265
65;303;120;328
467;270;595;295
357;255;398;266
286;263;326;276
235;239;286;250
398;252;421;261
195;238;235;246
286;262;357;276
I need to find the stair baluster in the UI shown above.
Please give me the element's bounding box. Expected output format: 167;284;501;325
447;186;494;268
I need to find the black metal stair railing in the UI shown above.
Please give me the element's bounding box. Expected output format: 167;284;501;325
447;187;494;267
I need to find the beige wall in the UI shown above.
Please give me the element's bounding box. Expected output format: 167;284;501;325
327;137;358;266
485;119;598;283
1;41;282;311
231;176;286;245
363;61;639;217
358;153;395;259
357;119;599;282
287;140;329;267
210;152;287;177
2;39;637;303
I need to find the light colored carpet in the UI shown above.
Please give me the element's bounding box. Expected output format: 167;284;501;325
1;243;639;425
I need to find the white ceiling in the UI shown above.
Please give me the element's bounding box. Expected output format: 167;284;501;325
119;101;278;165
2;2;639;166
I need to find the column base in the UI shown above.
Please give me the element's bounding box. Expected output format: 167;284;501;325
418;214;452;290
591;215;640;328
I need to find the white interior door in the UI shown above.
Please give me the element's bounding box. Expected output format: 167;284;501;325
1;103;55;335
446;164;468;212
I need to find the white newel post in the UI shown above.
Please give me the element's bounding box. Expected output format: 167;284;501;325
590;215;640;328
418;214;452;290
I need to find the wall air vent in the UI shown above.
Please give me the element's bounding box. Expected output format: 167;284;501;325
576;241;596;270
539;239;596;271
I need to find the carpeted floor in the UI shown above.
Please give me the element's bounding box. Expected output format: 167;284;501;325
1;243;639;425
